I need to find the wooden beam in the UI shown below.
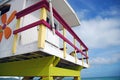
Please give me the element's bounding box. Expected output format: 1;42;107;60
38;7;47;48
12;19;21;54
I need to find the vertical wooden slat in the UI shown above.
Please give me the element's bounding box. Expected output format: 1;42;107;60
12;19;21;54
74;38;77;63
38;8;47;48
80;45;84;65
86;51;89;64
63;27;66;58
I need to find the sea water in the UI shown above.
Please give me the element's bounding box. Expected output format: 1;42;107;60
63;76;120;80
81;76;120;80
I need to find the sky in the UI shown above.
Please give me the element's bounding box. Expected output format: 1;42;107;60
68;0;120;78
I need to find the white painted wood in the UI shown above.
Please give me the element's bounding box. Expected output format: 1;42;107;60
0;0;88;68
0;40;88;68
52;0;80;29
0;0;26;57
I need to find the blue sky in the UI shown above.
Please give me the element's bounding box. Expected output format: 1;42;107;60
68;0;120;78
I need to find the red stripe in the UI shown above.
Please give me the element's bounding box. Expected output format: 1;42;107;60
16;0;88;50
13;20;42;34
13;19;88;58
15;0;88;58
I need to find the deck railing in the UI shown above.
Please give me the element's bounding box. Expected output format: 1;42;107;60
12;0;89;64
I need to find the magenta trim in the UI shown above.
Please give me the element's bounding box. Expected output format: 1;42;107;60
55;30;88;58
15;0;88;57
13;19;51;34
16;1;47;19
16;0;88;50
13;20;42;34
13;19;88;58
39;20;88;58
52;9;88;50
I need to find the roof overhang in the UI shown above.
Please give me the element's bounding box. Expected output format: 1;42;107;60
1;0;80;27
52;0;80;27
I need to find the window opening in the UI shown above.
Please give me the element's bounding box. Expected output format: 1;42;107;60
0;4;11;16
46;17;59;30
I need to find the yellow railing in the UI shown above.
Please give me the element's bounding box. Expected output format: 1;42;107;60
12;0;89;65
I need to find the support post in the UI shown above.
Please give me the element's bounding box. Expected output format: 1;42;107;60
74;38;77;63
0;55;83;80
86;51;89;64
63;27;66;58
12;19;21;54
42;76;53;80
80;45;84;66
38;7;47;48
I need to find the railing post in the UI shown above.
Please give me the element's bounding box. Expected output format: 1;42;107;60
38;7;47;48
80;45;84;66
74;38;77;63
86;51;89;64
63;27;66;58
12;19;21;54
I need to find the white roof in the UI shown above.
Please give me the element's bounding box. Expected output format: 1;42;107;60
0;0;80;27
52;0;80;27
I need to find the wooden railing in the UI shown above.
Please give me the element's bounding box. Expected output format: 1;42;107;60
13;0;89;64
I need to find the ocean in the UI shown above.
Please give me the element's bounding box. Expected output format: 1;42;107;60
0;76;120;80
81;76;120;80
63;76;120;80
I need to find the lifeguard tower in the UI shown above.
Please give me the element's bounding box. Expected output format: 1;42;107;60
0;0;89;80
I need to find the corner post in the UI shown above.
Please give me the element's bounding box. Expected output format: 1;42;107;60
80;45;84;66
86;51;89;64
63;27;66;58
38;7;47;48
12;19;21;54
74;38;77;63
41;76;53;80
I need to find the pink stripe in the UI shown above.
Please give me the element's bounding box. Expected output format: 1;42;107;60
41;20;88;58
15;0;88;57
13;20;43;34
52;8;88;50
16;1;47;19
16;0;88;50
13;19;88;58
55;30;88;58
13;19;51;34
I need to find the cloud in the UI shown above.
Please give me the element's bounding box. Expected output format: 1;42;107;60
100;6;120;17
77;9;90;20
73;16;120;49
90;53;120;65
76;5;120;20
